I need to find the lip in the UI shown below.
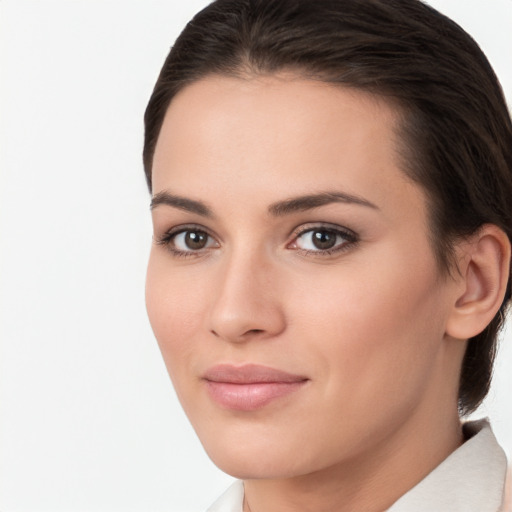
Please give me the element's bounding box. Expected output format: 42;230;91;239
202;364;308;411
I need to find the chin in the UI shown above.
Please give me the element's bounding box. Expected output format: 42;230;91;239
205;449;300;480
197;426;332;480
199;431;285;478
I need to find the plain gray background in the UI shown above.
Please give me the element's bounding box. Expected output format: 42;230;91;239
1;1;511;510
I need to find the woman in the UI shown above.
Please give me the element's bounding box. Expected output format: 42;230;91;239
143;0;511;510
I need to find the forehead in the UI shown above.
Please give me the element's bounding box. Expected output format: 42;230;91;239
154;74;401;165
152;74;423;222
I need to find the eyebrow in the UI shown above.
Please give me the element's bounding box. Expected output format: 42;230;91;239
268;191;378;216
150;191;213;217
150;190;378;218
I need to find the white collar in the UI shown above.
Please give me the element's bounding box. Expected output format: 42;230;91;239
206;479;244;512
206;419;508;512
389;418;507;512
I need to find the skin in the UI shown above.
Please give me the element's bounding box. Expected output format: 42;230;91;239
146;74;474;511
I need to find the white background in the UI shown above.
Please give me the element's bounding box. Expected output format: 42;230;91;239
0;1;511;511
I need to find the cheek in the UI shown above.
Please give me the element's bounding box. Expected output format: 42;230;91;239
290;247;446;408
145;251;208;377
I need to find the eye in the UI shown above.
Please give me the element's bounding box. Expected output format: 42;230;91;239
156;226;219;256
289;225;357;254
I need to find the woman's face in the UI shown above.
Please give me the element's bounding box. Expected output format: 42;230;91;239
146;75;462;478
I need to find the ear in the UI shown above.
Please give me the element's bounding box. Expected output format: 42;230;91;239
446;224;511;340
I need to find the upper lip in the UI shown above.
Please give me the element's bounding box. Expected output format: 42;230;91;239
203;364;308;384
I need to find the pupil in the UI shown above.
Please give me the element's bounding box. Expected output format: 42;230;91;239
185;231;207;249
312;230;336;250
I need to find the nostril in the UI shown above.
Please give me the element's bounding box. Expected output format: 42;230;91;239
210;327;265;341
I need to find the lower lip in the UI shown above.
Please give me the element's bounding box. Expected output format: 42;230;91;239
205;381;307;411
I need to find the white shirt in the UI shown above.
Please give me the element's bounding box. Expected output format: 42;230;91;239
206;419;509;512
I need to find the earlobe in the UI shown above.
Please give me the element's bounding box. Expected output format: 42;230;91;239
446;225;511;340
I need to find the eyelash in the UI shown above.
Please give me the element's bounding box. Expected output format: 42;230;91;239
155;223;358;258
155;224;217;259
289;224;358;256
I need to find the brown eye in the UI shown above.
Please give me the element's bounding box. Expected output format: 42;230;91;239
311;230;337;250
292;225;357;254
184;230;209;250
171;229;218;252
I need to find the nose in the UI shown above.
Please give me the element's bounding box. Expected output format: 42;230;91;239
208;249;286;343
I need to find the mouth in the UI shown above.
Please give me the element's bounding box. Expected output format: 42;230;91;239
202;364;309;411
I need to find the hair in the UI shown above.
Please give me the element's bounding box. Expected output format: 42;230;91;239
143;0;512;415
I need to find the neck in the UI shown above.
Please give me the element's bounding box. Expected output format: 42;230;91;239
243;404;463;512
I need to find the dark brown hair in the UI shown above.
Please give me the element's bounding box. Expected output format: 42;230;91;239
143;0;512;415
